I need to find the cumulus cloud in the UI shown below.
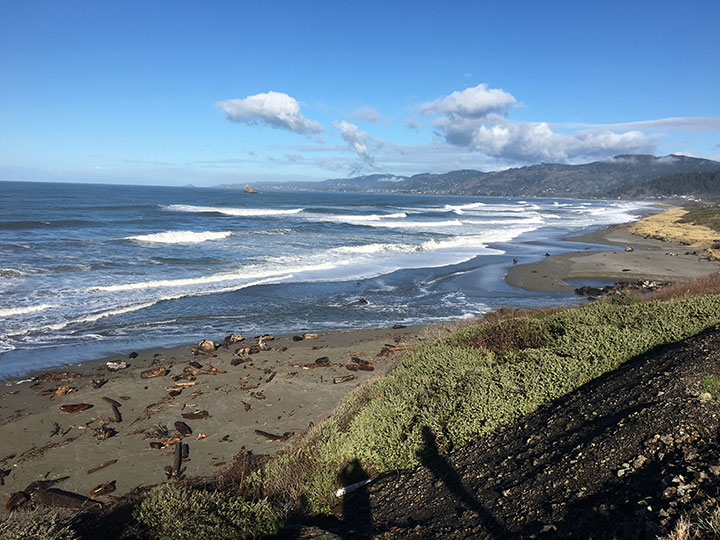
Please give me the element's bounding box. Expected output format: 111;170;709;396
348;106;381;123
332;120;384;173
421;84;658;161
216;91;324;136
404;117;421;131
419;83;516;118
441;117;656;161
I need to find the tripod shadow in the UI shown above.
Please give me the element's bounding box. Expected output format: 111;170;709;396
418;425;511;538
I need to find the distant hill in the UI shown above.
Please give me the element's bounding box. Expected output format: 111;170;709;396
607;170;720;199
231;154;720;199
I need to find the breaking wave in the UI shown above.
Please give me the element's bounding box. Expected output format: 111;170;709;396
125;230;232;244
163;204;304;217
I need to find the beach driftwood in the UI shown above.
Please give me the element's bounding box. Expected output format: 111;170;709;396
172;441;183;478
111;405;122;423
89;480;116;498
101;396;122;408
377;345;410;356
59;403;93;413
345;364;374;372
181;410;209;420
175;421;192;436
91;377;108;389
333;374;356;384
6;491;29;512
32;488;103;509
141;367;168;379
254;429;293;442
85;459;117;475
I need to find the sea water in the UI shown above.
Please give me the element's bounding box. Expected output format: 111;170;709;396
0;181;650;376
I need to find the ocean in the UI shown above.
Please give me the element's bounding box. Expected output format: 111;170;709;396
0;181;649;376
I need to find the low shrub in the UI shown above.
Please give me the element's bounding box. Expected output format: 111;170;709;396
128;483;279;540
0;508;79;540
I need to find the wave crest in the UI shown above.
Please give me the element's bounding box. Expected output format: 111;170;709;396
125;230;232;244
163;204;304;217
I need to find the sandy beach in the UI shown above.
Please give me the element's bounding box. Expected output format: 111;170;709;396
0;326;421;511
506;221;720;292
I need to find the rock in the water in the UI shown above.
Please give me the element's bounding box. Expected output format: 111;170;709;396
244;185;257;194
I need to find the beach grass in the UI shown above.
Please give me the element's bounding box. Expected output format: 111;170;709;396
630;206;720;257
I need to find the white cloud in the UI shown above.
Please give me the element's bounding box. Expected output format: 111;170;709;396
421;84;658;161
216;91;324;136
404;117;421;131
348;106;381;123
443;118;657;161
332;120;384;173
561;117;720;132
419;83;516;118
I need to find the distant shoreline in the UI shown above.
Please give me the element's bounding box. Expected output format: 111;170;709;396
506;211;720;293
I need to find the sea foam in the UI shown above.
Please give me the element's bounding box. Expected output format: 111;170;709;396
163;204;304;217
0;304;55;318
125;230;232;244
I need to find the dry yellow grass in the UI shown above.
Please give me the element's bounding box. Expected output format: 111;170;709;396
630;207;720;258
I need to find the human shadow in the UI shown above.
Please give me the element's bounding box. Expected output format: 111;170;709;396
418;425;511;538
337;459;372;538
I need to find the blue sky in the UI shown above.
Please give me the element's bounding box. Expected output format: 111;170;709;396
1;0;719;185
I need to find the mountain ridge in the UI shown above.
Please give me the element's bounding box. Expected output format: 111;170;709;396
217;154;720;199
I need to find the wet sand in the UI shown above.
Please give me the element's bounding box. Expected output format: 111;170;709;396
505;223;720;292
0;326;422;511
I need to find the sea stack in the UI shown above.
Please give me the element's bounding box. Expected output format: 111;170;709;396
244;185;257;194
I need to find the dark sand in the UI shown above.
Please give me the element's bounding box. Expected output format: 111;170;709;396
0;327;422;510
505;223;720;292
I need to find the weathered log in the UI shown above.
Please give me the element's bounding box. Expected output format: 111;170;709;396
174;421;192;436
254;429;294;442
85;459;117;475
173;441;182;477
111;405;122;423
181;410;209;420
345;364;374;372
89;481;116;498
31;488;102;509
141;367;168;379
6;491;29;512
91;378;108;389
101;396;122;408
59;403;93;413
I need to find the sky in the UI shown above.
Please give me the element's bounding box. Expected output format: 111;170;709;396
1;0;719;186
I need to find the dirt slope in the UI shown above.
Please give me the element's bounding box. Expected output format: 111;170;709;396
281;324;720;539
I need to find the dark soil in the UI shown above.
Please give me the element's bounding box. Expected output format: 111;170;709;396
279;324;720;539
